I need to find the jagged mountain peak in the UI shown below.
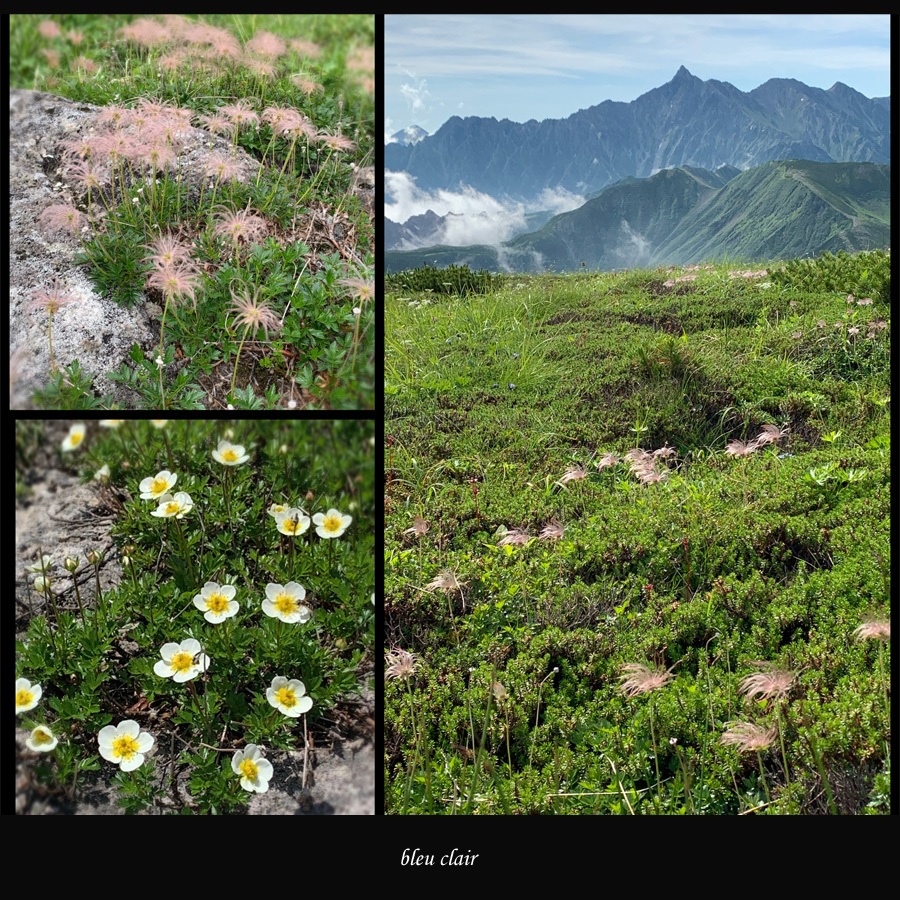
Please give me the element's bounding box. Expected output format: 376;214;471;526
384;69;889;201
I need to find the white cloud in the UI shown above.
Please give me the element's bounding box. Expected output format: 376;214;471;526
384;171;528;247
398;69;433;115
535;186;585;215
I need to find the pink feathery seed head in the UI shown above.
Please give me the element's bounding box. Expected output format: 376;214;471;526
143;231;195;272
245;31;287;59
725;439;757;457
203;152;244;183
28;278;79;316
213;207;268;245
38;19;62;39
559;465;588;485
291;76;323;95
539;520;565;541
739;662;795;702
226;284;282;342
245;59;276;80
385;648;418;681
38;203;84;237
117;18;170;49
337;275;374;304
65;158;104;192
262;106;303;133
283;116;316;139
720;722;777;753
498;527;532;546
219;101;260;130
618;662;674;697
319;132;356;153
70;56;98;75
853;618;890;642
59;134;96;163
94;131;139;165
95;104;130;130
146;264;200;309
183;22;242;59
196;113;234;136
139;139;176;172
290;40;322;59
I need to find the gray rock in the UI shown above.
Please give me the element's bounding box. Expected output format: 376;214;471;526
10;90;154;408
9;89;263;409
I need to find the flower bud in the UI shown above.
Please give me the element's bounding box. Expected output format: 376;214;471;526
64;556;79;572
86;548;102;565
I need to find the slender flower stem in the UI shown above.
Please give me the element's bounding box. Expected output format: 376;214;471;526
92;555;105;633
775;702;791;789
172;517;197;586
47;311;58;374
161;427;176;473
229;323;253;401
71;570;86;622
756;749;772;805
187;677;212;742
650;695;662;810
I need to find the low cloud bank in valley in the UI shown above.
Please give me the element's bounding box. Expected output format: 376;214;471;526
384;171;584;248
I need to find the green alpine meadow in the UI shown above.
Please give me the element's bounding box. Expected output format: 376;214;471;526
384;248;890;814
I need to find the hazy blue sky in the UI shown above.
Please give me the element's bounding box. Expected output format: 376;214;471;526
385;14;890;141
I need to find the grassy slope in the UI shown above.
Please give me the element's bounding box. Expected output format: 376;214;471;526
385;251;891;815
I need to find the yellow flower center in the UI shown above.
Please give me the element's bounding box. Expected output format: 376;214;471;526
282;517;299;534
275;593;297;615
223;448;239;462
207;593;228;614
275;687;297;708
151;477;169;495
240;758;259;779
112;734;140;761
70;432;83;446
170;652;194;674
322;514;341;533
33;729;53;746
16;689;34;709
165;501;180;515
271;504;286;514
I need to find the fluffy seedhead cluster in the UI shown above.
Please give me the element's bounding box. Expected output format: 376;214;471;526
618;662;675;697
385;648;418;682
725;423;790;457
739;662;796;702
720;721;777;752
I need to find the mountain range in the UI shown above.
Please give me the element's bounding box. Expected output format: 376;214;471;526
385;67;890;202
383;159;890;274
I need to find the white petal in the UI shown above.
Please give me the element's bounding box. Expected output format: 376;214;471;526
159;642;181;660
153;660;173;678
98;725;119;748
120;753;144;772
119;719;140;737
